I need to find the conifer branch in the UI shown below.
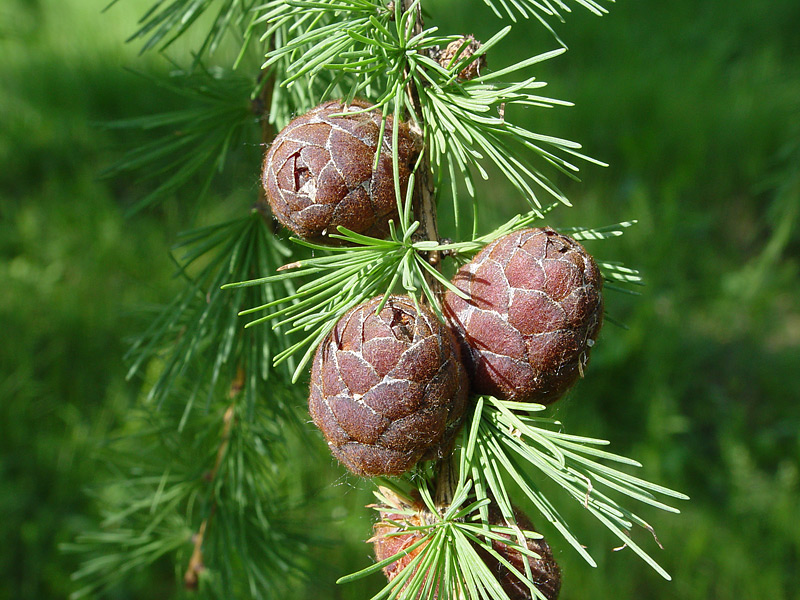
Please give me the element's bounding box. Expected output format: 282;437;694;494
78;1;688;598
103;68;258;216
183;368;243;589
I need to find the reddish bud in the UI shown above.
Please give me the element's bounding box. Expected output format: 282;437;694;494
371;490;431;584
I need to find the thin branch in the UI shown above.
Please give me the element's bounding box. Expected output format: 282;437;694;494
399;0;457;512
184;519;208;591
402;0;441;288
183;368;243;590
434;454;459;508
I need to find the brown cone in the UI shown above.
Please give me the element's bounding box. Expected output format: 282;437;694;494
309;296;468;476
477;506;561;600
262;99;418;242
371;493;561;600
443;227;603;404
371;489;431;585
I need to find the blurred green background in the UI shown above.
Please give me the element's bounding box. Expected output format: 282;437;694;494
1;0;798;598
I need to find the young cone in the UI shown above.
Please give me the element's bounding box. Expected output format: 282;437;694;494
309;296;468;476
371;488;431;584
371;490;561;600
261;99;418;242
477;506;562;600
443;227;603;404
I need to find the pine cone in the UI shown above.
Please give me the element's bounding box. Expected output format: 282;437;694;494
371;489;431;584
309;296;468;476
477;506;561;600
371;493;561;600
443;227;603;404
437;35;485;81
261;99;417;242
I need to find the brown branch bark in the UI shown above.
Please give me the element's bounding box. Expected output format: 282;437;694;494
400;0;459;511
402;0;441;297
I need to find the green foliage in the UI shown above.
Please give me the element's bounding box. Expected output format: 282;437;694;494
112;0;262;58
463;397;686;579
125;211;297;419
64;396;310;599
416;38;605;226
103;68;262;215
480;0;611;23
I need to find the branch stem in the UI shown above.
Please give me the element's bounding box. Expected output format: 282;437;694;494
183;368;243;590
400;0;458;511
403;0;441;296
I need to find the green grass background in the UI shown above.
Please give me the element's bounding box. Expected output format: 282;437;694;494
1;0;798;598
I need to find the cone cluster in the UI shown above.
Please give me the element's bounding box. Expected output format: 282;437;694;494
261;101;606;599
